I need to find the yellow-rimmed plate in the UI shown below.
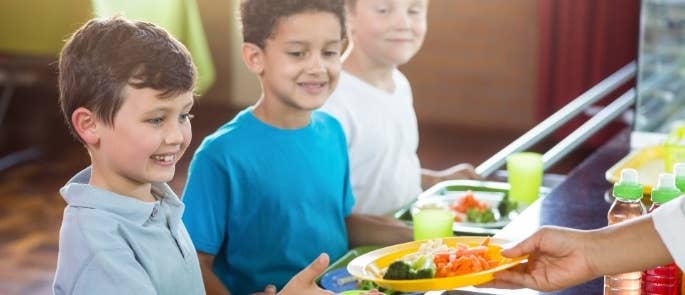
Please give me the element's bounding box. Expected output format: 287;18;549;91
347;237;527;292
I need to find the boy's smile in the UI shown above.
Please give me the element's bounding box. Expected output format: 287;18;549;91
88;86;194;201
248;11;343;128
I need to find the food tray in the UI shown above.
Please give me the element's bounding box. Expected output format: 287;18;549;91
393;180;551;236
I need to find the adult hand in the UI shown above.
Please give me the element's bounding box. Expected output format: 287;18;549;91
484;226;601;292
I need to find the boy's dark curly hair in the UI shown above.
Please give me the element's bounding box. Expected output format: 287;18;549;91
240;0;346;48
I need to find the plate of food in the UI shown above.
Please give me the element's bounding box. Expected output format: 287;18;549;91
412;190;516;229
346;237;526;292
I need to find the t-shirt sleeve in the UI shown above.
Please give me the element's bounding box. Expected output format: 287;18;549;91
338;125;355;217
181;150;229;255
342;165;355;217
321;93;353;145
70;249;157;295
651;195;685;268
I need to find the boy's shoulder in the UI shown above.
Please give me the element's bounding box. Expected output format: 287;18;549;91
58;168;163;252
59;204;131;256
311;109;340;125
311;110;346;136
195;108;256;152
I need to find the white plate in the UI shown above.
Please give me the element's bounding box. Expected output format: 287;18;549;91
412;191;510;229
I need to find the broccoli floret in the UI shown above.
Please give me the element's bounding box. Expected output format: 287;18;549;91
498;197;518;217
466;208;496;223
358;280;379;290
383;261;413;280
414;267;436;279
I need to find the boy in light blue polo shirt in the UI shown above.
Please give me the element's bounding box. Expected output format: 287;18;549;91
181;0;414;294
52;17;205;295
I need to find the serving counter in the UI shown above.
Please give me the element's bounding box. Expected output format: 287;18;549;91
442;129;631;295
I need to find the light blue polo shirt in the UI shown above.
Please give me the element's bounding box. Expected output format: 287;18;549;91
53;167;205;295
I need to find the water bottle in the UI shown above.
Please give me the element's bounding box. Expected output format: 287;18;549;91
604;168;645;295
641;173;682;294
673;163;685;295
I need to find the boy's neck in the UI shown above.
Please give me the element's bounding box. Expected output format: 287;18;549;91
88;162;156;202
252;98;311;129
343;52;397;93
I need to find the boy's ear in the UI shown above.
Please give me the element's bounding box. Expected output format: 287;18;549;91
241;43;265;75
71;107;100;145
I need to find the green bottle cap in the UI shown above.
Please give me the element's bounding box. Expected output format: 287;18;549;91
613;169;643;200
674;163;685;192
651;173;681;204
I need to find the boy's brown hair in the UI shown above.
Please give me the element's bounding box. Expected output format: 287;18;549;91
58;16;196;142
240;0;346;49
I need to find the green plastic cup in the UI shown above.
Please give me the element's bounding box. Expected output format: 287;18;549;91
412;208;454;241
507;152;543;207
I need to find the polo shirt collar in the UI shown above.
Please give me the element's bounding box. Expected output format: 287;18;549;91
60;167;183;225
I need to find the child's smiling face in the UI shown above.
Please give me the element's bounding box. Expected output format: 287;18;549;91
255;11;343;114
94;86;194;190
348;0;428;67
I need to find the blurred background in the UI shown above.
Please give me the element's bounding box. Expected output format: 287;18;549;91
0;0;638;294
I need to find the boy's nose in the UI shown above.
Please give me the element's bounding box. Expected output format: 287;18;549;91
164;123;186;145
393;12;412;29
306;56;326;74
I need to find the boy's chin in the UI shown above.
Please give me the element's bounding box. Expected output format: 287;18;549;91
146;169;176;183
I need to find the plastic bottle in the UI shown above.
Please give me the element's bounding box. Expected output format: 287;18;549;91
641;173;682;295
604;168;645;295
675;162;685;194
673;163;685;295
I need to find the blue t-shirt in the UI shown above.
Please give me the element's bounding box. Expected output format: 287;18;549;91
182;108;355;294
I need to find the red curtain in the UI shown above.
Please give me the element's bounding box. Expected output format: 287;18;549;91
537;0;639;146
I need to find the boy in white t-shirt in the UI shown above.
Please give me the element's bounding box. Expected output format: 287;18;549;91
322;0;478;216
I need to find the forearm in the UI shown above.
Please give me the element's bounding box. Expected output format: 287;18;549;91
590;215;673;275
421;163;480;189
346;214;413;248
420;169;441;190
198;252;231;295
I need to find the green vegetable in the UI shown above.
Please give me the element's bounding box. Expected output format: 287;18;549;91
358;280;398;294
466;208;496;223
498;197;518;217
414;267;436;279
383;255;436;281
358;280;379;290
409;254;434;271
383;261;413;280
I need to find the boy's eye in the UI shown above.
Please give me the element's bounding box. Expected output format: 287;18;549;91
323;50;339;57
180;113;195;122
147;117;164;125
287;51;305;58
376;7;389;14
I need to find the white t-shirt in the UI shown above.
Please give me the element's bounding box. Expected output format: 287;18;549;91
652;195;685;268
321;69;422;215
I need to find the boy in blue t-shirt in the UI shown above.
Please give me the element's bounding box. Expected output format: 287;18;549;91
181;0;414;293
